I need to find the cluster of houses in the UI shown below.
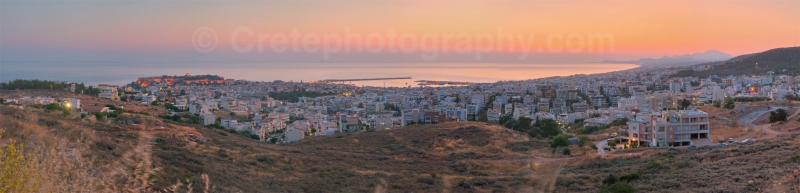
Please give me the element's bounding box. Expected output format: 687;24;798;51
4;66;798;146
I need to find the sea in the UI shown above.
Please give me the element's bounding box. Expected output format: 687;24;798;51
0;63;638;87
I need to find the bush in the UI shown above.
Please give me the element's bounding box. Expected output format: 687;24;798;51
562;148;571;155
527;127;543;138
256;156;274;164
551;134;572;148
577;134;590;147
619;172;641;183
769;109;788;123
607;140;617;148
602;174;618;185
0;131;39;192
94;112;106;120
598;183;635;193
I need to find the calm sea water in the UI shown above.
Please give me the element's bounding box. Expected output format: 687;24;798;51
0;63;637;87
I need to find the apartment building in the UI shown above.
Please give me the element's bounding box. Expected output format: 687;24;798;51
623;110;709;147
97;84;119;100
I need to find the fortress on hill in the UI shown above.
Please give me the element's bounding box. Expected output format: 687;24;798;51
136;74;228;87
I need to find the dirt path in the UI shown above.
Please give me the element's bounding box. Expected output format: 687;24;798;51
738;106;788;140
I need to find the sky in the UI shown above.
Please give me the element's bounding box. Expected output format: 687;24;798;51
1;0;799;64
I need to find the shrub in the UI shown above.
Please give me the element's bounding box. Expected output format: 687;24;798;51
551;134;572;148
0;131;39;192
619;172;641;183
94;112;106;120
608;140;617;148
577;134;590;147
769;109;788;123
598;183;635;193
602;174;618;185
416;177;434;185
527;127;543;138
256;156;274;164
562;148;571;155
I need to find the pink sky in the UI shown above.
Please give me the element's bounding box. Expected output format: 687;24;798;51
1;1;798;63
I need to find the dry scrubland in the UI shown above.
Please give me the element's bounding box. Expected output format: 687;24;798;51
555;134;800;193
153;121;568;192
0;90;571;192
4;90;798;192
0;104;186;192
698;105;765;140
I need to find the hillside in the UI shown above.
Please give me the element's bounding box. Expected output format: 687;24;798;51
152;121;568;192
600;50;733;67
555;134;800;192
677;47;800;78
0;93;572;192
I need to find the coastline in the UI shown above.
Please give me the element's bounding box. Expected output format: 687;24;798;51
0;63;640;87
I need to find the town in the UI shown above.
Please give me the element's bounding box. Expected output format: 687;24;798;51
3;64;798;151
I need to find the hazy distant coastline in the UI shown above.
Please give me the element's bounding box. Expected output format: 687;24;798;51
0;63;639;87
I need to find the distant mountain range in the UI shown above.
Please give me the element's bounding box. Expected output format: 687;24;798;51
600;50;733;67
672;46;800;78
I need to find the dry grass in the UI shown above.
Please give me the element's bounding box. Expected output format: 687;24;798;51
708;118;750;140
0;96;208;192
555;134;800;192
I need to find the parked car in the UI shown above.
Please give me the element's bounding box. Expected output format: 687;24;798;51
717;143;728;147
743;139;755;143
719;138;725;143
668;147;676;151
603;146;610;151
728;138;735;143
610;133;617;138
688;145;697;149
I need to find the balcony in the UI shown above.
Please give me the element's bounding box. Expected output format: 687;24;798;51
675;129;709;134
673;138;691;142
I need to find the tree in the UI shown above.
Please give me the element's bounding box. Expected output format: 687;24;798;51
527;127;543;138
517;117;533;131
551;134;571;148
229;112;236;117
180;89;186;96
503;119;518;130
562;147;571;155
357;103;364;108
619;172;641;183
786;94;797;107
170;115;181;122
478;113;488;122
712;100;721;108
679;99;691;109
539;119;561;137
769;109;788;123
607;140;617;148
723;97;735;109
577;134;590;147
598;183;635;193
